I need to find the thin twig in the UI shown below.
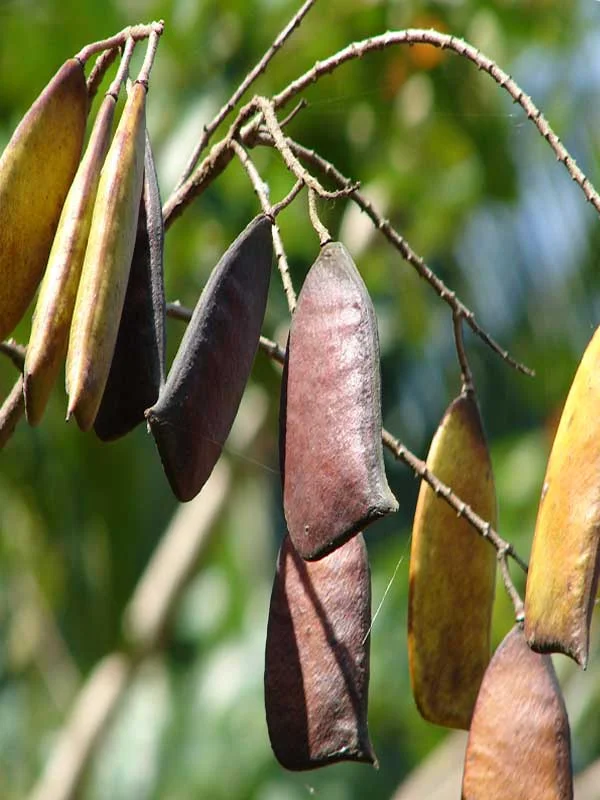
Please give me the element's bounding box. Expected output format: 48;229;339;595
498;548;525;622
174;0;317;190
278;98;308;130
256;131;533;376
230;139;298;312
308;188;332;245
452;313;474;393
269;29;600;219
0;339;26;371
0;376;25;450
166;300;529;609
255;96;357;200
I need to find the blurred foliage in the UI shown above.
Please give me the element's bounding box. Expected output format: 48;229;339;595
1;0;600;797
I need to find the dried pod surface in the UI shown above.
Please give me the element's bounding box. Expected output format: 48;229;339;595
94;132;166;441
281;242;397;560
462;626;573;800
147;215;272;501
25;93;117;426
66;81;147;432
408;391;497;730
525;325;600;667
0;58;87;341
265;533;375;771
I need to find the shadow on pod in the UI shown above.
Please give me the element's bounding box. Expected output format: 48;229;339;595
264;533;376;771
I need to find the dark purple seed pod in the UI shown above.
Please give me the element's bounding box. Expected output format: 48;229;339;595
94;130;166;441
280;241;397;560
264;533;376;771
146;215;273;501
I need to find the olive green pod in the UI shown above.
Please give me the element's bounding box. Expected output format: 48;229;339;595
280;242;397;560
66;81;147;432
265;533;376;771
24;93;117;426
0;58;88;341
408;391;497;730
94;131;166;441
462;626;572;800
146;215;272;501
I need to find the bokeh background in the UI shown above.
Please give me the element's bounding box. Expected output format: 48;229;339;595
1;0;600;797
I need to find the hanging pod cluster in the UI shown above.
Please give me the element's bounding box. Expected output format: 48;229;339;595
0;27;166;438
265;241;397;770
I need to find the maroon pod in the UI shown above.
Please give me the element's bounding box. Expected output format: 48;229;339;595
280;242;397;559
265;533;376;771
94;132;166;441
147;215;273;501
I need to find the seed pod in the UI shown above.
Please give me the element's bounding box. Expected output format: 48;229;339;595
66;80;147;432
265;533;375;771
280;242;397;560
24;93;117;426
462;625;573;800
408;391;497;730
93;131;166;441
0;58;88;341
525;326;600;667
146;215;272;502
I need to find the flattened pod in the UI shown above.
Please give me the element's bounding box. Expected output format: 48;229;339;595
25;92;117;426
525;326;600;667
146;215;272;501
66;80;147;431
408;391;497;730
280;242;397;560
0;58;88;341
462;626;573;800
94;131;166;441
265;533;376;771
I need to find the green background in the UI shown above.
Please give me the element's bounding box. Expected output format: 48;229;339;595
1;0;600;797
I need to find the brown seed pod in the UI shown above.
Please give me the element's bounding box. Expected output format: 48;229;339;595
280;241;397;560
0;58;88;341
525;325;600;667
408;391;497;730
93;131;166;441
146;215;273;501
264;533;376;771
462;625;573;800
24;91;117;426
66;80;147;431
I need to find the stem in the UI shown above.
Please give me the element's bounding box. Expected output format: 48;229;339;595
174;0;317;190
75;21;164;65
105;37;135;99
308;188;332;245
86;48;119;100
0;339;26;371
136;27;163;88
256;131;533;377
230;139;298;312
453;312;474;393
0;376;25;451
270;29;600;219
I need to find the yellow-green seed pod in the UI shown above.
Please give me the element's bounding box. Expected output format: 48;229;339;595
24;93;117;426
66;81;147;431
0;58;88;341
